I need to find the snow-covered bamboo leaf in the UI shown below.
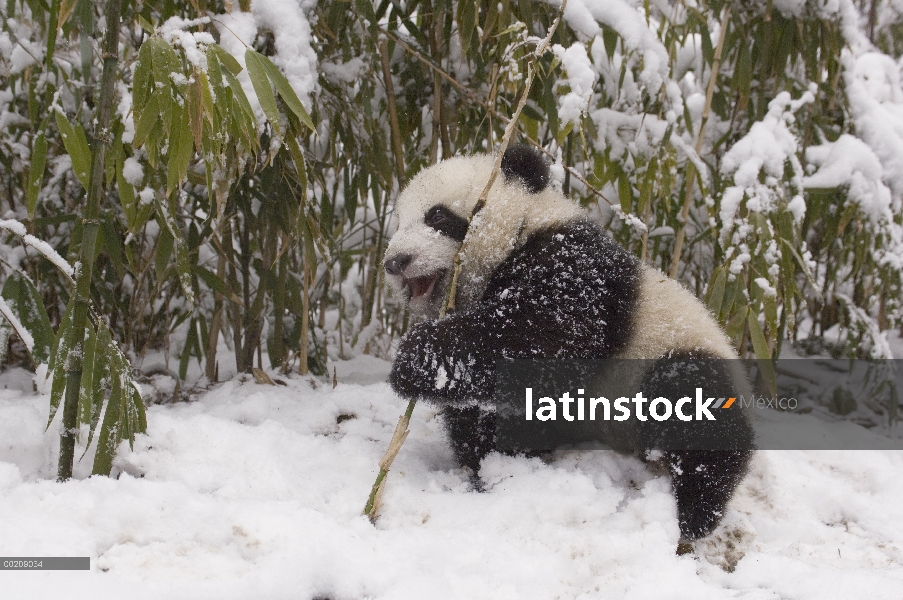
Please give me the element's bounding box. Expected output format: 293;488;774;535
77;324;96;428
27;130;47;219
46;294;76;429
80;325;111;458
261;58;315;132
154;196;196;304
747;310;772;361
245;49;281;134
1;272;54;364
0;296;33;357
92;369;122;476
54;112;91;189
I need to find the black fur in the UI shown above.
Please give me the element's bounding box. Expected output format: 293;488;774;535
424;204;469;242
638;351;754;540
501;145;551;193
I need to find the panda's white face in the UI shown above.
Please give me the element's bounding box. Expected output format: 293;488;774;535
383;156;492;317
384;150;583;318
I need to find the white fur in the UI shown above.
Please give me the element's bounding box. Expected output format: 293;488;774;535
619;267;739;360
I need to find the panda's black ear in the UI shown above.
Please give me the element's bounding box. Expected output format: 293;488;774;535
501;144;550;194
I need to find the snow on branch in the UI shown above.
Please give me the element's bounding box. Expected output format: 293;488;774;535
0;219;75;281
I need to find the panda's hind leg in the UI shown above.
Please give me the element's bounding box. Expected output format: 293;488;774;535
439;405;497;490
638;351;755;541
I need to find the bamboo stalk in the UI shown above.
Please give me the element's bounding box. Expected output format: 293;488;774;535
58;0;122;481
363;0;568;521
379;37;406;188
668;4;730;280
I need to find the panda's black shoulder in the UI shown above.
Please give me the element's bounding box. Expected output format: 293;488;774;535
520;219;639;275
486;218;641;306
501;145;550;194
482;218;641;357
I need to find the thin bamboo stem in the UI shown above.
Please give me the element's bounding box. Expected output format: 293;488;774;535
668;4;730;279
379;37;406;188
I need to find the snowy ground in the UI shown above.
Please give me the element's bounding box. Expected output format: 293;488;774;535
2;356;903;599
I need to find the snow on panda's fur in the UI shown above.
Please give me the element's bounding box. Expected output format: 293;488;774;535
385;146;754;543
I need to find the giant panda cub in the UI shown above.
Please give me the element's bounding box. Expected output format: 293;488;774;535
384;145;754;544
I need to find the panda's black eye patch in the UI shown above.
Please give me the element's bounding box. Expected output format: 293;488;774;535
424;205;469;242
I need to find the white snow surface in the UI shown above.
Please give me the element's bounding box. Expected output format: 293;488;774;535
2;359;903;598
552;42;597;127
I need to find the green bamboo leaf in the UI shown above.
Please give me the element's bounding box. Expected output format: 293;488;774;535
166;107;192;194
132;40;155;123
101;216;127;279
725;305;748;342
187;73;204;151
764;294;778;338
46;295;76;429
54;112;91;189
208;43;242;76
747;312;777;397
457;1;476;55
132;94;160;150
699;20;714;67
780;238;818;291
116;167;137;229
179;318;199;380
81;325;111;457
705;266;727;319
2;272;54;364
27;129;48;219
617;173;632;213
134;14;154;33
223;69;257;136
154;196;196;304
195;265;242;304
260;56;315;132
197;70;215;128
155;225;174;281
747;310;772;361
132;382;147;434
77;324;96;427
244;49;281;134
720;274;740;323
602;25;618;60
92;369;122;476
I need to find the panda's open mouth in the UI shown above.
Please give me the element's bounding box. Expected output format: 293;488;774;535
403;272;442;300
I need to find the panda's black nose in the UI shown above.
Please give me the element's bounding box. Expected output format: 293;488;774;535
384;254;412;275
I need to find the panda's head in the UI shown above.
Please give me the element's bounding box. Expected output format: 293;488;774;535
384;145;583;318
